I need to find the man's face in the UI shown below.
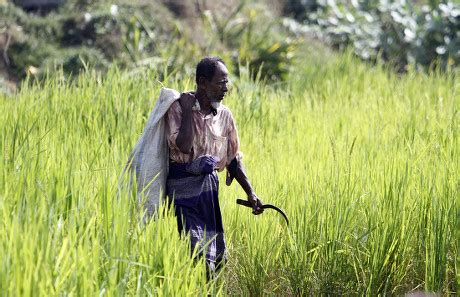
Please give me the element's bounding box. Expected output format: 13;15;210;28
203;62;229;103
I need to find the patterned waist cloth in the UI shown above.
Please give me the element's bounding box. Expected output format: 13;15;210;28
166;155;226;273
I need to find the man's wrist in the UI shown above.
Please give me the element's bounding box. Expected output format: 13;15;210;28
247;191;256;199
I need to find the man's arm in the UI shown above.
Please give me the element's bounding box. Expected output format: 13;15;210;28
228;158;264;215
175;93;195;154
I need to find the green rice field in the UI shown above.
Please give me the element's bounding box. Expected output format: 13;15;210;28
1;50;458;295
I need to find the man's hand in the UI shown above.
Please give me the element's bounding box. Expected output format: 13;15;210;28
175;92;196;154
179;92;196;112
248;193;264;215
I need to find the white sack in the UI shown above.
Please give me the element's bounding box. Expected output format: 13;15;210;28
126;87;180;217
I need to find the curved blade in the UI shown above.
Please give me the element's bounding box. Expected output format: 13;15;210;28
236;199;289;226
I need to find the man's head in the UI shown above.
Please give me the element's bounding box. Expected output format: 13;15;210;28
196;57;229;105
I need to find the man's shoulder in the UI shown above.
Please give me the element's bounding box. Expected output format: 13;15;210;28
218;104;232;115
218;104;237;125
168;99;181;112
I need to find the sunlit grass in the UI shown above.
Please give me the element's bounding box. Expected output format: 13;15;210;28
0;50;458;295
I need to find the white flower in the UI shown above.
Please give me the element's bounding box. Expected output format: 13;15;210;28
436;46;446;55
404;28;416;42
110;4;118;16
84;12;92;23
345;13;355;23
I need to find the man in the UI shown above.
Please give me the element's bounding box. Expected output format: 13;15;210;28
165;57;263;273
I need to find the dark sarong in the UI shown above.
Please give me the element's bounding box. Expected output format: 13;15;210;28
166;155;226;272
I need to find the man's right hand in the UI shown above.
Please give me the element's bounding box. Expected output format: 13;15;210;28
175;92;195;154
179;92;196;112
248;193;264;215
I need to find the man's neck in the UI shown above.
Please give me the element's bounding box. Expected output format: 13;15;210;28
195;89;212;113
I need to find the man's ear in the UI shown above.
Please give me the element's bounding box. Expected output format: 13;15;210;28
197;76;206;87
199;77;212;89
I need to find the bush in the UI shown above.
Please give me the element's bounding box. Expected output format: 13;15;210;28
1;0;299;83
283;0;326;20
1;1;171;80
285;0;460;71
203;3;299;81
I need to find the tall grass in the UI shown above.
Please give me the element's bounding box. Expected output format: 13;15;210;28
0;50;458;295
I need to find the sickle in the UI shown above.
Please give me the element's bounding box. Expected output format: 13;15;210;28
236;199;289;226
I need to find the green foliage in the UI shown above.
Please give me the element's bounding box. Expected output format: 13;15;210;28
1;0;300;84
202;2;298;81
285;0;460;71
283;0;327;20
0;1;174;80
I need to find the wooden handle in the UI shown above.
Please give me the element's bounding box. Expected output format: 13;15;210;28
236;198;253;208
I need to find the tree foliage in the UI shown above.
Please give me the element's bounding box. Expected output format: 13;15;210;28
284;0;460;71
0;0;298;84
